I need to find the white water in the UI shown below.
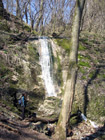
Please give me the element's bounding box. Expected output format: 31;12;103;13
81;113;87;121
89;120;98;128
39;37;56;97
81;113;98;128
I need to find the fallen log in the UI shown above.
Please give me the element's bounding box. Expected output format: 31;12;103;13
28;116;58;123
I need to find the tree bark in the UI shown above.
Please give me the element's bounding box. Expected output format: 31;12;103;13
25;6;28;24
54;0;86;140
0;0;4;17
16;0;20;17
35;0;44;34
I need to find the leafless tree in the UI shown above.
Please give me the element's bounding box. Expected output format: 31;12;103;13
53;0;86;139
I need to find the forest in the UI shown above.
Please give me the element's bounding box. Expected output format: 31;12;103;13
0;0;105;140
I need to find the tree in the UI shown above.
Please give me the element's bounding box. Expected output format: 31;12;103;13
35;0;44;34
54;0;86;139
16;0;21;17
0;0;4;17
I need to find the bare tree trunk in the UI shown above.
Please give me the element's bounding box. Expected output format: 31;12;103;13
11;0;14;14
29;0;34;31
16;0;20;17
35;0;44;34
25;6;28;24
54;0;86;140
6;0;9;11
0;0;4;17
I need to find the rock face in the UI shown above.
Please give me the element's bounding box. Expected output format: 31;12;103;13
38;97;62;117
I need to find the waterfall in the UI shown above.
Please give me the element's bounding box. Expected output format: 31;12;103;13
81;113;87;121
39;37;56;97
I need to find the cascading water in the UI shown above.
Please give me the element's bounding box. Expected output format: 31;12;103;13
39;37;56;97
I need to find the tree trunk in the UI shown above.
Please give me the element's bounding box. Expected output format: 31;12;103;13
0;0;4;17
54;0;86;140
16;0;20;17
6;0;9;11
35;0;44;34
25;6;28;24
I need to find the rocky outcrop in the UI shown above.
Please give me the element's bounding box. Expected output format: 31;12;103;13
38;97;62;118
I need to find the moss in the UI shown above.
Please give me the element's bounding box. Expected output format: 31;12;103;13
79;67;86;74
87;95;105;124
55;52;63;86
55;38;70;53
0;62;12;79
9;84;18;89
70;116;78;126
89;71;95;78
80;38;88;44
72;102;79;114
99;135;105;140
79;43;86;51
78;54;91;61
78;61;91;67
102;74;105;78
28;43;39;61
31;30;39;35
81;75;87;80
23;24;31;32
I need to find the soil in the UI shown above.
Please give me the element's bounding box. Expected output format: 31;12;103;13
0;118;51;140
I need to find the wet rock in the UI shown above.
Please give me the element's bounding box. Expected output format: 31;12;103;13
38;97;61;117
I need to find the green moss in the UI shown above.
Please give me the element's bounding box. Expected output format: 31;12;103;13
9;84;18;89
79;67;86;74
70;116;78;126
81;75;87;79
55;52;63;86
89;71;95;78
99;135;105;140
79;43;86;51
87;95;105;123
23;24;31;32
0;62;12;79
55;38;70;53
72;102;79;114
102;74;105;78
78;61;90;67
28;43;39;61
31;30;39;35
78;54;91;61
